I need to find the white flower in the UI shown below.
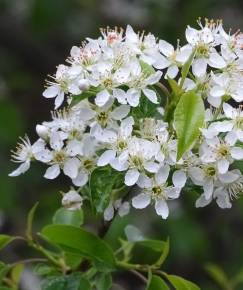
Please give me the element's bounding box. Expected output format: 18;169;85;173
196;169;243;209
104;199;130;221
110;137;159;186
158;40;192;79
200;136;243;174
62;190;83;210
132;165;183;219
9;137;46;177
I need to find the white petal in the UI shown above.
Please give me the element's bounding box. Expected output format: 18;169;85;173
144;161;160;173
159;40;174;57
44;164;60;179
66;140;83;156
9;161;30;177
209;53;226;69
195;194;212;208
217;159;229;174
43;85;59;98
110;105;130;120
125;169;140;186
152;53;170;69
166;65;179;79
63;158;80;179
166;187;180;199
223;103;234;118
143;88;158;104
97;150;116;166
110;158;129;171
192;58;207;78
132;193;151;209
231;147;243;160
118;202;130;217
155;165;170;184
95;90;110;107
218;171;239;184
155;199;169;219
127;89;140;107
145;71;162;85
126;25;138;43
54;91;65;109
203;179;214;200
113;88;127;104
72;172;88;187
214;188;232;209
172;170;186;188
210;86;225;97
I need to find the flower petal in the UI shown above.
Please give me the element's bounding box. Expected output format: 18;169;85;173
132;193;151;209
44;164;60;179
125;169;140;186
155;199;169;219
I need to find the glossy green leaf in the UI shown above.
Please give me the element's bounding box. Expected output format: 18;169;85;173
0;235;16;251
147;275;169;290
52;208;83;227
167;78;183;97
41;225;115;269
166;274;200;290
26;202;39;241
96;273;112;290
180;49;196;88
41;273;91;290
174;91;204;160
90;166;127;213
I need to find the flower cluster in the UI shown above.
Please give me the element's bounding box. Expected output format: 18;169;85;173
10;20;243;219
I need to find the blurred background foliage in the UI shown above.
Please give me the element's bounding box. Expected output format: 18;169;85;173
1;0;243;289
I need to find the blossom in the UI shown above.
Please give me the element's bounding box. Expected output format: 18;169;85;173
62;190;83;210
132;165;185;219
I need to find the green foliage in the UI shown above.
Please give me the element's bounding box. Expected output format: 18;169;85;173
26;202;39;241
90;166;127;213
95;273;112;290
174;91;205;160
205;263;232;290
165;274;200;290
41;225;116;269
0;235;16;251
132;93;160;121
179;49;196;88
52;208;84;227
140;60;156;76
147;275;170;290
41;273;91;290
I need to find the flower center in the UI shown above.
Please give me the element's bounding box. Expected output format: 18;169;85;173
53;151;66;164
97;112;109;127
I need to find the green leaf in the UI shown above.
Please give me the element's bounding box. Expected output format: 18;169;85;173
140;60;155;76
70;86;102;107
34;263;59;277
166;275;200;290
41;225;115;269
10;263;24;286
90;166;127;213
26;202;39;241
0;262;10;283
174;91;205;160
205;263;231;290
52;208;83;227
180;49;196;88
167;78;183;97
0;235;16;251
127;239;169;266
96;273;112;290
41;273;91;290
132;93;160;121
147;275;170;290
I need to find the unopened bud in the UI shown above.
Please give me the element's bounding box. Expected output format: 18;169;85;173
62;190;83;210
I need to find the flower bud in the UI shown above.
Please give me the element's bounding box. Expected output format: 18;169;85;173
36;124;49;140
62;190;83;210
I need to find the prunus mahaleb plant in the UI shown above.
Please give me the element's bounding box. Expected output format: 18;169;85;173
2;19;243;289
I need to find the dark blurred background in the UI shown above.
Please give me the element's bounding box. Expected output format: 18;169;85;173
1;0;243;289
